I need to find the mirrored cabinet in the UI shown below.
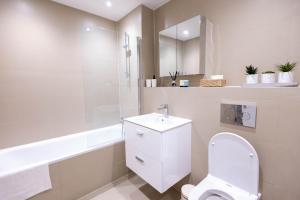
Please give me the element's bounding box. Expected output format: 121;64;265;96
159;15;213;77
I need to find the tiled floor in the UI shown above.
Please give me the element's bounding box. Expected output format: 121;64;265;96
79;174;181;200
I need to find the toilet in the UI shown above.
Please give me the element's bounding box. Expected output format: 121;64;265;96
188;132;261;200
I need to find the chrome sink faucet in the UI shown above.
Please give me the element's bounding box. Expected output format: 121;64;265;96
157;104;169;118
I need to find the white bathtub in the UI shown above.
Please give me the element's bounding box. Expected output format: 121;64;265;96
0;124;124;179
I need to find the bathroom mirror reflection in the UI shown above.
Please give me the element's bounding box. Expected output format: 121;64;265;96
159;15;211;77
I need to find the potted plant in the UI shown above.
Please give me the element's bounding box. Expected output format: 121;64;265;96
245;65;258;84
261;71;276;84
277;62;296;83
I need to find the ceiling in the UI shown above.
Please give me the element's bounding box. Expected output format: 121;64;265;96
160;16;201;41
52;0;170;21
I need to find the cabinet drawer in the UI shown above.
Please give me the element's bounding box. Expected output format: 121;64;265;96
124;122;162;160
126;146;162;192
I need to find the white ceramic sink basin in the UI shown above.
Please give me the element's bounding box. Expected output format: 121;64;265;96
124;113;192;132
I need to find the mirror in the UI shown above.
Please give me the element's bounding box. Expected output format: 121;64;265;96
159;15;211;77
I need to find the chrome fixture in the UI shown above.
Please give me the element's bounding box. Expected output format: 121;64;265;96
157;104;169;118
123;32;131;79
220;102;257;128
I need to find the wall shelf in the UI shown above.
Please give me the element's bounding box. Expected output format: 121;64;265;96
242;82;299;88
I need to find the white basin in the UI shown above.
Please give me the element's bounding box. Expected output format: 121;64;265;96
124;113;192;132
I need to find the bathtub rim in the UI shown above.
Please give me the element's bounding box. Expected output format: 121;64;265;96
0;124;122;154
0;124;124;178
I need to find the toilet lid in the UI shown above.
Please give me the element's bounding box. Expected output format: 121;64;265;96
208;132;259;195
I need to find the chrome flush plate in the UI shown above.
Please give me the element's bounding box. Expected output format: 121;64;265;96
220;102;257;128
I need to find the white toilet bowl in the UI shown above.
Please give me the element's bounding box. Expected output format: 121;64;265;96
189;132;261;200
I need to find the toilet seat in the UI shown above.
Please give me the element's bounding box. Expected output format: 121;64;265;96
206;195;226;200
189;175;259;200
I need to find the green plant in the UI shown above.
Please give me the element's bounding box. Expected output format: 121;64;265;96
245;65;258;75
278;62;296;72
262;71;275;74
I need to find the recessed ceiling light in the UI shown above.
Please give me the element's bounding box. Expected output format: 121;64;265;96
183;30;189;36
106;1;112;7
85;27;91;32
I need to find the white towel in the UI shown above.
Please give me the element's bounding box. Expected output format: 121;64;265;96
0;164;52;200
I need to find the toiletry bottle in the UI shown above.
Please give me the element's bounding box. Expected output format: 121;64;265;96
146;79;152;87
151;75;157;87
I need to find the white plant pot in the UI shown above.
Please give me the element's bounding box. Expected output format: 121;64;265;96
278;72;294;83
246;74;259;84
261;73;276;84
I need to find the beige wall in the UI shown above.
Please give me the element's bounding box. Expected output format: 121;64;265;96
154;0;300;85
0;0;119;149
0;1;155;149
141;6;155;80
143;87;300;200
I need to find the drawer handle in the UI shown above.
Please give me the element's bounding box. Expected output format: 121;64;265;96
136;130;144;136
135;156;144;163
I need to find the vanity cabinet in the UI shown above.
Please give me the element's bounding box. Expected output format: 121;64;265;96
124;119;191;193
